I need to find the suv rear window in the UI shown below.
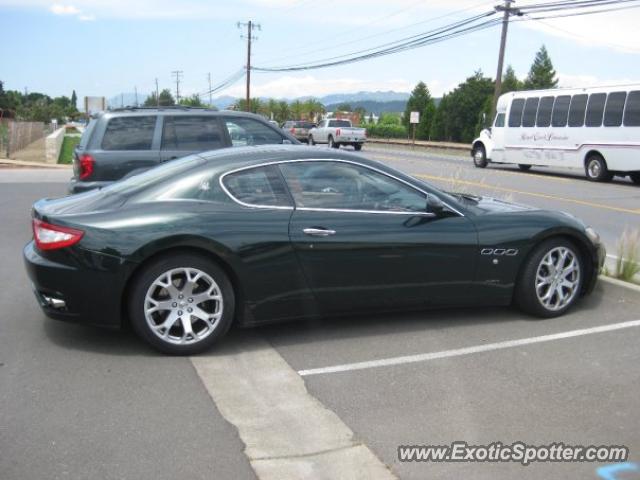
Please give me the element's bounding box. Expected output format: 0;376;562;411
294;121;315;128
328;120;351;128
162;116;224;151
102;116;156;151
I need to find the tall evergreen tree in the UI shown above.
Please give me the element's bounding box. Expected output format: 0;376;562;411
70;90;77;110
501;65;521;95
523;45;558;89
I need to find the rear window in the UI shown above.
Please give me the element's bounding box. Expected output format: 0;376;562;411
222;165;292;207
623;90;640;126
328;120;351;128
102;116;156;151
78;118;98;149
294;121;316;129
162;116;224;151
224;117;285;147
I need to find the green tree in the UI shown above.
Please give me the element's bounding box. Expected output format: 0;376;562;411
429;93;448;141
403;82;436;140
70;90;77;110
501;65;521;95
289;100;304;119
275;100;290;124
335;103;352;112
234;98;263;113
158;89;176;106
179;94;207;107
523;45;558;90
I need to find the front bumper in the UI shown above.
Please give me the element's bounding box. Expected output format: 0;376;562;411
585;241;606;295
23;241;129;328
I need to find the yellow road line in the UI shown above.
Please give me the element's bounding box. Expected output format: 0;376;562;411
369;152;571;183
414;173;640;215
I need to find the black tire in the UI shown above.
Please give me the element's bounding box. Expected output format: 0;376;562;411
472;144;487;168
518;164;532;171
629;172;640;185
328;136;339;149
129;253;235;355
585;153;613;182
308;135;315;146
514;238;584;318
354;144;362;151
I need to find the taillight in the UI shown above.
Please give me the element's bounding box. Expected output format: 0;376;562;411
290;127;296;134
32;219;84;250
336;128;341;137
79;154;94;180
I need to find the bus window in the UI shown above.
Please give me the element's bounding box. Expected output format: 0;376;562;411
603;92;626;127
522;97;539;127
536;96;554;127
623;91;640;126
494;113;505;127
551;95;570;127
585;93;606;127
568;94;588;127
508;98;525;127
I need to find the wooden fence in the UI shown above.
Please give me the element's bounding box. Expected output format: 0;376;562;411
0;120;46;158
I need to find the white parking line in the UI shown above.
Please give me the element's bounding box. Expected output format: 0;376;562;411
298;319;640;377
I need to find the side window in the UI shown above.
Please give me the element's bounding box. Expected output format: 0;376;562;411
522;97;539;127
568;94;588;127
585;93;606;127
222;165;291;207
536;96;554;127
603;92;626;127
494;113;505;127
162;116;224;151
224;117;285;147
102;116;156;151
551;95;571;127
508;99;525;127
279;161;427;213
623;90;640;126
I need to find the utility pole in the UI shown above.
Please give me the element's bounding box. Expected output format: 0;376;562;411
134;86;138;107
491;0;520;121
155;78;159;106
207;72;213;107
172;70;183;104
121;93;124;108
238;20;260;112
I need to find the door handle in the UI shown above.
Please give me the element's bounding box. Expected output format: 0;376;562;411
303;227;336;237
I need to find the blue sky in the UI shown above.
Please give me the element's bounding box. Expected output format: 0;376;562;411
1;0;639;102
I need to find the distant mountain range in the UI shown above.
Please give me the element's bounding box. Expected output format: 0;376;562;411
107;91;410;113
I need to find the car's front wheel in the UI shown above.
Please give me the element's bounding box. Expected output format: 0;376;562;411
585;153;613;182
518;164;532;171
129;253;235;355
514;239;583;318
308;135;315;146
472;144;487;168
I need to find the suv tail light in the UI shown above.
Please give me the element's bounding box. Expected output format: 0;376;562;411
336;128;341;137
79;154;94;180
290;127;296;134
33;219;84;250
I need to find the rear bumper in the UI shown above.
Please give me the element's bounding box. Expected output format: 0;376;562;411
23;241;131;328
68;178;114;194
336;137;366;144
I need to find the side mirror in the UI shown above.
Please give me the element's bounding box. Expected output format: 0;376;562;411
426;195;445;215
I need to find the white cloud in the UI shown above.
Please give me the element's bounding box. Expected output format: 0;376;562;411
49;4;79;15
221;75;413;98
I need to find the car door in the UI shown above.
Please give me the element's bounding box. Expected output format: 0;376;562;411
280;160;479;314
94;115;161;181
159;115;228;162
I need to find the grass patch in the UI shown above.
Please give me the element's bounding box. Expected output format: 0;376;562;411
58;135;80;164
65;126;80;134
613;228;640;283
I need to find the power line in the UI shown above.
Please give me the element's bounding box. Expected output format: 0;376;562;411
172;70;183;103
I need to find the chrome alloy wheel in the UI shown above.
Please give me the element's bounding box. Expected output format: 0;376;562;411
144;267;223;345
587;159;601;178
535;246;581;311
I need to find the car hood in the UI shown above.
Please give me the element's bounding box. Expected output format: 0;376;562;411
451;193;536;215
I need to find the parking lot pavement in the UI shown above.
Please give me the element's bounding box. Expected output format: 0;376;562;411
262;282;640;479
0;176;256;480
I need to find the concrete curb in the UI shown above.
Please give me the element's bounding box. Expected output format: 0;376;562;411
600;275;640;293
367;138;469;151
0;158;72;169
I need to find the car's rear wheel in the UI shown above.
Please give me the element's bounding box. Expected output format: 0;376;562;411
354;144;362;151
472;144;487;168
629;172;640;185
308;135;315;146
514;239;583;318
518;164;532;171
129;253;234;355
328;136;339;149
585;153;613;182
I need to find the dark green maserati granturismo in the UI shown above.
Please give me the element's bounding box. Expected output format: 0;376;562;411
24;145;605;354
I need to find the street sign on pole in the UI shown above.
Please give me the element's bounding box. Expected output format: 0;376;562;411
410;111;420;124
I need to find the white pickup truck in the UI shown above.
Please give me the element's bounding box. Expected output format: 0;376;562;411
308;119;366;151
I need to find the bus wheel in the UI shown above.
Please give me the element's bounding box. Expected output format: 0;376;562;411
630;172;640;185
472;145;487;168
585;154;613;182
518;164;532;171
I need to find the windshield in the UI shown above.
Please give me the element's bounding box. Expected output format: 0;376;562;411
103;154;204;196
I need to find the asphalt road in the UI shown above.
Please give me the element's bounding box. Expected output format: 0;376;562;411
2;159;639;480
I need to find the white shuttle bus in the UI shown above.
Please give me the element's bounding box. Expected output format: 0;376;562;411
471;84;640;184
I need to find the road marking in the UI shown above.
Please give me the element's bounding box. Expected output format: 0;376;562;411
298;319;640;377
414;173;640;215
191;334;396;479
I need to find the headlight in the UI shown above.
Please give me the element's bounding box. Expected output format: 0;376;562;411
585;226;600;245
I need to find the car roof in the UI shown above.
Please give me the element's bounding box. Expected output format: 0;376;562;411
95;108;270;121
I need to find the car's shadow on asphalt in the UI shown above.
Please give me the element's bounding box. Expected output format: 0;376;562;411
41;283;606;356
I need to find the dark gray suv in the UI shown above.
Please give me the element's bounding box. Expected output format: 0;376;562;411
70;107;299;193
